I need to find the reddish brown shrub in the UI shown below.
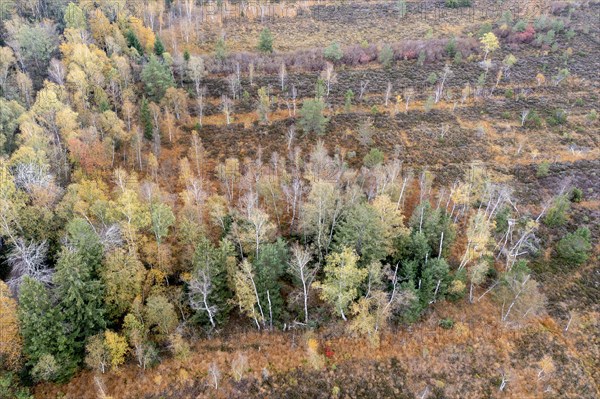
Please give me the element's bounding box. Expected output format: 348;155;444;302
512;26;536;44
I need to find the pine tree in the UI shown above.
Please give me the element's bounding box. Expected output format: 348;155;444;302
154;37;165;56
141;55;175;101
141;97;153;140
125;29;144;55
188;237;235;327
18;277;76;381
53;247;106;358
66;218;103;275
419;257;450;306
409;201;456;258
257;28;273;53
252;239;288;326
299;98;328;136
334;203;387;266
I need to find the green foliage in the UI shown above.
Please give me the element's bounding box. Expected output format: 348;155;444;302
141;55;175;101
315;248;368;320
419;258;451;306
536;161;550;178
525;110;542;128
397;0;407;17
477;22;493;37
154;37;165;56
344;89;354;112
0;99;25;155
569;187;583;203
102;249;146;321
363;148;384;168
334;203;387;266
125;29;144;55
547;109;568;126
438;318;454;329
150;201;176;245
424;96;434;112
378;44;394;68
556;227;592;265
215;38;228;61
66;218;104;274
189;237;235;327
513;20;527;32
18;277;76;381
408;201;456;258
544;194;569;227
445;0;471;8
299;98;329;136
324;42;343;62
453;51;462;64
445;37;457;57
53;246;106;357
6;19;58;73
553;68;570;85
183;49;190;61
500;11;513;26
253;239;288;325
145;295;178;338
427;72;438;85
495;206;511;234
417;50;426;66
315;79;326;99
140;97;153;140
396;282;423;324
31;354;59;382
63;2;87;30
0;372;33;399
258;28;273;53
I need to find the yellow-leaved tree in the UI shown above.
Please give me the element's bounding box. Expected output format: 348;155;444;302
313;247;368;321
0;280;22;370
480;32;500;61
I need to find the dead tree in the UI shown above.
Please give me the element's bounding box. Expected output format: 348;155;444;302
279;61;287;91
359;79;369;100
221;95;233;125
384;81;392;107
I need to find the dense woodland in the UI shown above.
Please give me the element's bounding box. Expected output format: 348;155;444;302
0;0;598;398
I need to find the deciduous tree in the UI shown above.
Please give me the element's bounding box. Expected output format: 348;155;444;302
314;247;368;321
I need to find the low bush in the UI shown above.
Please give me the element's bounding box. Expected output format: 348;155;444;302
547;109;568;126
363;148;384;168
556;227;592;265
536;161;550;178
569;188;583;203
445;0;471;8
439;318;455;329
544;194;570;227
324;42;343;62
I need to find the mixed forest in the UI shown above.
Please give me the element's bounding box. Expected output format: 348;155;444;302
0;0;598;398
